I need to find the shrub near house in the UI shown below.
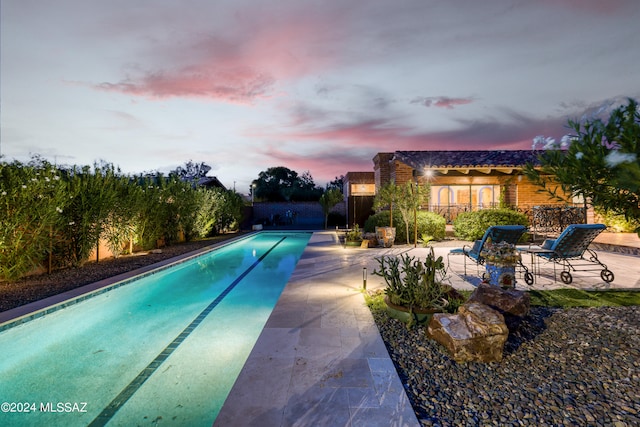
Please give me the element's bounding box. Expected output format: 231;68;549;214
453;209;529;241
364;211;446;243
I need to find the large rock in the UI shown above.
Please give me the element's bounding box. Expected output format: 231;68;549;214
468;282;530;331
427;302;509;363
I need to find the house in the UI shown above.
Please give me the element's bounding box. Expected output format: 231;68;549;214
195;176;227;190
346;150;585;229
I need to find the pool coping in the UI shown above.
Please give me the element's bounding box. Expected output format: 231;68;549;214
0;232;257;331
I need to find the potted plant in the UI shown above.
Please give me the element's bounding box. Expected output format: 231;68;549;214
480;241;521;288
344;224;363;247
372;248;464;326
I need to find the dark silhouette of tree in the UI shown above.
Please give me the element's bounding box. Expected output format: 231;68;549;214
326;175;345;192
252;167;323;201
171;160;212;180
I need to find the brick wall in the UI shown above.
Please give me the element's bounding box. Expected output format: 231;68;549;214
392;160;414;185
515;178;570;206
373;152;393;189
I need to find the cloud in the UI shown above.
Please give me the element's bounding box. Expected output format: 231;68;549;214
92;4;350;103
97;68;275;104
410;96;475;109
256;142;376;184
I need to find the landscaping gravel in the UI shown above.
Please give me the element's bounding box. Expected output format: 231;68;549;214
372;305;640;426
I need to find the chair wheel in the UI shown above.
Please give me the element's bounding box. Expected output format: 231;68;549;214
601;269;614;283
524;272;534;286
560;271;572;284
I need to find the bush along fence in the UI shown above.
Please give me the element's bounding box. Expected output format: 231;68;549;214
0;157;244;282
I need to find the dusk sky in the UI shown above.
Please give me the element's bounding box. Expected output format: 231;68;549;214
2;0;639;193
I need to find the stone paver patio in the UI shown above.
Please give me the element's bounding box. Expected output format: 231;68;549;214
215;231;640;426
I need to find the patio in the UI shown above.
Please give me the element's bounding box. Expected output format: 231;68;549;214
215;230;640;426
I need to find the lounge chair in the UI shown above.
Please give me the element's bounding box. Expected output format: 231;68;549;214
532;223;613;284
448;225;527;275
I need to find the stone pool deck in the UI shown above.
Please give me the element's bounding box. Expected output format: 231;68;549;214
215;231;640;426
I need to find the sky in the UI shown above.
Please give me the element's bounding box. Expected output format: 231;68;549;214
2;0;639;193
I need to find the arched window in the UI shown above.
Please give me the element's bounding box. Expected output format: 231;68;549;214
478;186;495;207
437;186;454;205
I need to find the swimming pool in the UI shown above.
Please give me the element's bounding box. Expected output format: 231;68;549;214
0;231;311;426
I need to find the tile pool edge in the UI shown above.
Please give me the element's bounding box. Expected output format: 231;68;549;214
0;232;260;331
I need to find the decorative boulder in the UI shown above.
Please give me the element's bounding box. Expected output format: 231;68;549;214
468;282;530;332
427;302;509;363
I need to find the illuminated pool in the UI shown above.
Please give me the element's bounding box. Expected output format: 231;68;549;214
0;232;311;426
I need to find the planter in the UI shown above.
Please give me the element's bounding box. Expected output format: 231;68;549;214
485;263;516;288
375;227;396;248
384;296;442;325
344;240;363;247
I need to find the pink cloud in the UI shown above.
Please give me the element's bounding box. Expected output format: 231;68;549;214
95;7;345;103
250;105;569;180
410;96;474;109
255;144;375;184
97;68;275;104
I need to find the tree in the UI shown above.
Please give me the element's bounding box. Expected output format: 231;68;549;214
394;182;428;245
252;167;323;201
58;162;121;265
318;188;343;229
524;98;640;236
373;183;402;228
326;175;344;193
292;171;324;201
253;166;298;201
0;157;67;280
171;160;212;181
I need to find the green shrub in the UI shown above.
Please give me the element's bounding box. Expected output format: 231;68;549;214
364;211;446;243
595;207;640;233
364;211;402;232
453;208;529;241
415;211;446;241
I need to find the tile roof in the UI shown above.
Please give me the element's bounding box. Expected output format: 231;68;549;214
394;150;540;169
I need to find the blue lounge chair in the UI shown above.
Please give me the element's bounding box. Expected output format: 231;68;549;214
533;223;613;284
448;225;527;275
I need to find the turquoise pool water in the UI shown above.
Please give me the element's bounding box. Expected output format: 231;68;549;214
0;232;311;426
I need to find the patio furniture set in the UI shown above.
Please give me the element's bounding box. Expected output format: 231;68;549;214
448;224;614;287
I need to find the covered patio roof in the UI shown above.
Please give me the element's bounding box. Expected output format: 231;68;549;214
394;150;541;176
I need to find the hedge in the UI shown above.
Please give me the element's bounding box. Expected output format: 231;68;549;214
452;208;529;241
364;211;446;244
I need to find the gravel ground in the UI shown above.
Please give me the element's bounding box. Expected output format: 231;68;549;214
0;238;223;313
372;305;640;426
